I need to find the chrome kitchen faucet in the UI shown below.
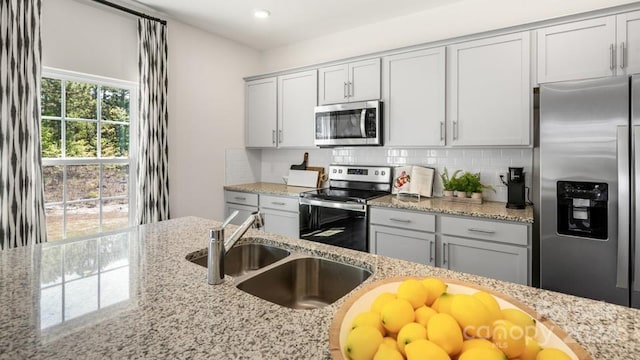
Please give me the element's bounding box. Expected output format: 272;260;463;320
208;210;264;285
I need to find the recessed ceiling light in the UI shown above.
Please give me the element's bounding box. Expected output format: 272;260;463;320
254;9;271;19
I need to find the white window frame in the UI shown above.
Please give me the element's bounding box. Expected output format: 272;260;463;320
41;67;137;240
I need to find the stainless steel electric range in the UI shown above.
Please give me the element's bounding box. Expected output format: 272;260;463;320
299;165;393;252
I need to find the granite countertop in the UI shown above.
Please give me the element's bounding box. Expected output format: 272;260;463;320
369;195;534;223
224;182;317;197
2;217;637;359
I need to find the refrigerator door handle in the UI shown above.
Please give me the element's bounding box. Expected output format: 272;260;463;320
634;126;640;292
617;126;630;288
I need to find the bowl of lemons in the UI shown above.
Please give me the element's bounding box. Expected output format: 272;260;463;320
328;277;591;360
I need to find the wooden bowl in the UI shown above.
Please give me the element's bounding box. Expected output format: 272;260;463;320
329;276;592;360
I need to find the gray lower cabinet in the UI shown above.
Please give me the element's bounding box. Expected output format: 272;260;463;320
369;206;531;285
225;191;259;225
260;194;299;238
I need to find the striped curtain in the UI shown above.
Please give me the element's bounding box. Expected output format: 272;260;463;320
0;0;46;249
136;19;169;224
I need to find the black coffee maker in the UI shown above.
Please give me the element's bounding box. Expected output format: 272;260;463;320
501;167;526;209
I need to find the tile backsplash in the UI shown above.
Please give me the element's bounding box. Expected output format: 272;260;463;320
226;147;533;203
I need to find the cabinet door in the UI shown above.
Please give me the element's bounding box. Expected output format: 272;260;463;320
537;17;616;83
449;32;530;146
318;63;349;105
383;48;445;146
370;225;436;266
225;203;258;226
348;58;381;102
262;208;299;238
440;235;528;285
245;77;277;148
277;70;318;148
617;10;640;76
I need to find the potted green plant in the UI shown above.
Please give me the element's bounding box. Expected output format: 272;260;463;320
439;168;461;197
458;171;496;199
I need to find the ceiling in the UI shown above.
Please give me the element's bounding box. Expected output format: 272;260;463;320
134;0;466;51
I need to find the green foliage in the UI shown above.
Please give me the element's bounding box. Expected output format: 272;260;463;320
440;167;462;191
455;172;496;194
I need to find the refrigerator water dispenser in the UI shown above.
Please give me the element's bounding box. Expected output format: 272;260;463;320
556;181;608;240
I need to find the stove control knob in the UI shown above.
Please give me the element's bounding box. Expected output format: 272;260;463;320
338;169;343;174
332;169;337;173
375;171;379;175
381;171;386;176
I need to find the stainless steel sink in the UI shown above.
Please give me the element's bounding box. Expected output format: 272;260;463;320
236;257;372;309
187;243;290;276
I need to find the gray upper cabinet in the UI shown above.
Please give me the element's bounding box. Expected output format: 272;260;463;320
448;32;531;146
245;77;277;148
382;47;446;147
318;58;380;105
537;11;640;83
277;70;318;148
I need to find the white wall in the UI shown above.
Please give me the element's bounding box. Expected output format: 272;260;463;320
260;0;638;72
42;0;261;222
42;0;138;81
167;21;260;220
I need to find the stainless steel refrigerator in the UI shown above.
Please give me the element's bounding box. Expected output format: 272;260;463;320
539;75;640;308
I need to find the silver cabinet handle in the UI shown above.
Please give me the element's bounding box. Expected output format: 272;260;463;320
279;129;283;143
429;240;435;264
620;42;626;69
442;243;448;267
453;121;458;140
617;126;631;288
272;130;275;144
610;44;615;71
271;201;286;206
234;196;246;201
349;82;353;97
389;218;411;223
468;228;496;234
344;82;348;98
440;121;445;141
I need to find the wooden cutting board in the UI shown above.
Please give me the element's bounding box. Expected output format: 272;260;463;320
287;169;319;188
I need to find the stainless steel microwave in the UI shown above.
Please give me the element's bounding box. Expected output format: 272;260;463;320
314;101;382;147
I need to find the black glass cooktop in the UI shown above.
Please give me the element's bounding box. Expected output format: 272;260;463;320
300;188;388;203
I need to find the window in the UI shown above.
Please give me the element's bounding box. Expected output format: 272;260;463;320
41;69;136;240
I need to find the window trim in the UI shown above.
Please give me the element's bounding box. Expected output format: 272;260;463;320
42;67;138;239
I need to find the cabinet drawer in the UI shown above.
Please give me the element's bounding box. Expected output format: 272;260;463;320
260;194;299;213
369;207;435;232
440;216;528;246
225;191;258;207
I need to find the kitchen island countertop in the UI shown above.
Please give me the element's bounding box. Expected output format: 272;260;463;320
1;216;637;359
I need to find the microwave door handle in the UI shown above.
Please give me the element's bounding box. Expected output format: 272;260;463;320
360;109;367;137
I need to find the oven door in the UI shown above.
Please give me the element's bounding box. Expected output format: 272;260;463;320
314;101;381;147
299;198;368;252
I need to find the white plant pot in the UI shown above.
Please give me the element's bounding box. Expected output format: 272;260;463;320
456;191;468;198
443;190;454;197
471;192;483;200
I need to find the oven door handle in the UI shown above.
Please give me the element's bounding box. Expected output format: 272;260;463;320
299;198;366;212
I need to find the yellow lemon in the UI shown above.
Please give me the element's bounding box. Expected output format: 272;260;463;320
427;313;463;356
352;311;386;337
458;347;507;360
536;348;572;360
344;326;383;360
397;278;429;309
502;308;537;338
450;294;493;338
404;339;450;360
414;305;438;327
422;277;448;306
396;322;428;356
371;292;397;314
520;336;542;360
431;293;456;314
472;291;503;324
380;298;416;333
373;343;404;360
491;319;526;359
382;336;399;351
460;338;497;353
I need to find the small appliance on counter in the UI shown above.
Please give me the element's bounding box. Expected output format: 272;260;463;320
501;167;526;209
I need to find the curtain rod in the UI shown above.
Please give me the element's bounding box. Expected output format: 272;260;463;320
92;0;167;25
